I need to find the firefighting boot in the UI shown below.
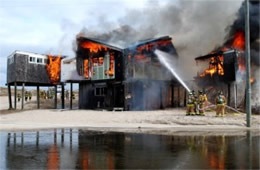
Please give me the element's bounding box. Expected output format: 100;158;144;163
200;112;205;116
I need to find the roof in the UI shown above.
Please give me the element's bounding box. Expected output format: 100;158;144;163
77;36;123;52
195;49;237;60
8;50;67;59
127;36;172;49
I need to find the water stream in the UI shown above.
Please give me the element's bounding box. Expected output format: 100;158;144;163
155;50;191;92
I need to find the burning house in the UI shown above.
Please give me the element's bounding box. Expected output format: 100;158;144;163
6;51;64;109
65;35;181;110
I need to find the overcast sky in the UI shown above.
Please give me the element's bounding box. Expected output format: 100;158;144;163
0;0;156;86
0;0;242;87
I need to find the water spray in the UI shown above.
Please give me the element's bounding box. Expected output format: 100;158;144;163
154;50;191;92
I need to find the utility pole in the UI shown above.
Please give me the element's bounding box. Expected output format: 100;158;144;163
245;0;251;127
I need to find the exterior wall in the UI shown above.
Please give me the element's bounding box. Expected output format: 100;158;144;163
124;80;173;110
79;81;124;110
7;52;51;85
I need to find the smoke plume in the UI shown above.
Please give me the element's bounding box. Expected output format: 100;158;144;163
78;0;243;80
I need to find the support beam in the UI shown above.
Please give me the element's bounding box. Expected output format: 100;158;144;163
8;84;12;109
184;88;187;107
172;84;174;107
227;83;231;106
21;83;25;110
61;84;65;109
234;83;237;108
245;0;251;127
37;86;40;109
54;85;57;109
177;86;180;107
70;82;73;110
14;82;17;109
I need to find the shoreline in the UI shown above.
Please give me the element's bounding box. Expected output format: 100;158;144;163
1;108;259;133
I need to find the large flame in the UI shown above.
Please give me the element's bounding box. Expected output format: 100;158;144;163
81;41;107;53
200;56;224;77
46;55;61;84
200;31;246;78
231;31;245;50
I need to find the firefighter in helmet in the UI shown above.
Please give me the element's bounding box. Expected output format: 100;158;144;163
29;91;32;101
25;91;29;102
215;90;227;117
17;93;21;102
192;90;198;115
186;91;195;116
198;90;207;116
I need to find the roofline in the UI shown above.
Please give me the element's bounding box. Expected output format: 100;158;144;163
126;36;172;49
195;49;238;60
77;37;123;52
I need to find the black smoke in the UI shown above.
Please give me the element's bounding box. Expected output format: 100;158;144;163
225;0;260;65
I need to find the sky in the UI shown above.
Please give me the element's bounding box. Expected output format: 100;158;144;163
0;0;242;87
0;0;155;86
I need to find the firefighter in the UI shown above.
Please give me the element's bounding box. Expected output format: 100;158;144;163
25;91;28;102
29;91;32;101
186;91;195;116
72;92;75;100
17;93;21;102
192;90;198;115
215;91;227;117
198;90;207;116
65;90;69;100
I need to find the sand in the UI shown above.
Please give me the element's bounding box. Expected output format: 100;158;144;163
0;96;259;132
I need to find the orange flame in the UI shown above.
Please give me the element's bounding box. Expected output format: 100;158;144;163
250;77;254;83
105;54;114;76
46;55;61;84
136;40;172;54
231;31;245;50
81;41;107;53
200;56;224;77
84;59;89;78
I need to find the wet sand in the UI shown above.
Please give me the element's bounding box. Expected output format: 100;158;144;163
0;96;259;132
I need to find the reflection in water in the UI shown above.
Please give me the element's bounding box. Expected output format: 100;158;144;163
47;145;59;170
1;129;259;169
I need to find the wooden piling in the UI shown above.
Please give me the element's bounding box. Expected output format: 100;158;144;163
184;88;187;107
172;84;174;107
21;83;25;110
37;86;40;109
8;84;12;109
61;84;65;109
227;83;231;106
70;82;73;110
54;85;57;109
177;86;180;107
14;82;17;109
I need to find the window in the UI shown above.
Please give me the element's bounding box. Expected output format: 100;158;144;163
29;56;36;63
37;58;43;64
95;87;107;96
44;59;48;64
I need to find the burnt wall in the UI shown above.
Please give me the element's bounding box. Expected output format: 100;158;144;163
124;80;173;111
7;54;51;85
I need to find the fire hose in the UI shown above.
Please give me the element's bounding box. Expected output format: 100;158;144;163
196;104;243;114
